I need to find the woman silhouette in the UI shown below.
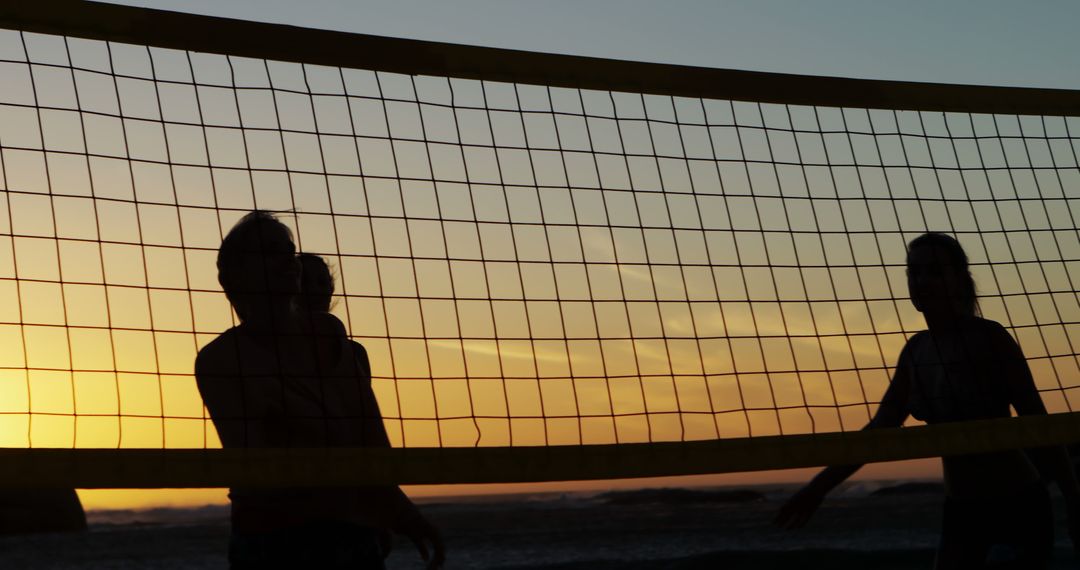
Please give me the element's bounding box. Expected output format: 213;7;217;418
195;211;444;569
775;232;1080;569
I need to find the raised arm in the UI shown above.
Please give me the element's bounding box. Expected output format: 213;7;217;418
775;345;912;529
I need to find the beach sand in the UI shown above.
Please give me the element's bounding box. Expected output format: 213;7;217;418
1;486;1076;569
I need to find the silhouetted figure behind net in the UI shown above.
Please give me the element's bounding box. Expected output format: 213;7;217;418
298;252;336;315
195;211;444;570
775;232;1080;569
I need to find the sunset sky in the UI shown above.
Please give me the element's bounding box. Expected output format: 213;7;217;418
2;0;1079;510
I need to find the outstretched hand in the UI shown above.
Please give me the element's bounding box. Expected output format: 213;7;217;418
395;513;446;570
774;485;826;530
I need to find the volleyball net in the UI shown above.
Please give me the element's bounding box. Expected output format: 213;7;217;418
2;0;1080;487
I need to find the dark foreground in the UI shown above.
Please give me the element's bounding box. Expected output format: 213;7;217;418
1;486;1077;569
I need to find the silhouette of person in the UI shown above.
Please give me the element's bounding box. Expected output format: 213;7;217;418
774;232;1080;569
297;251;395;556
195;211;444;569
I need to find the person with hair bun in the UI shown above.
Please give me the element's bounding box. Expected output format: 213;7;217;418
298;252;336;314
775;232;1080;569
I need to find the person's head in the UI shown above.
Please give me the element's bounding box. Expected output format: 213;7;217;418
906;232;978;320
217;211;300;322
298;252;335;313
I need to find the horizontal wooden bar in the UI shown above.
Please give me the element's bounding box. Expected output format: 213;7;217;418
2;412;1080;488
0;1;1077;116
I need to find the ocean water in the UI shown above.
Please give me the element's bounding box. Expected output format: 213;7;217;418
1;483;1076;569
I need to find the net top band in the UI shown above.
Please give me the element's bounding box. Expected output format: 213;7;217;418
3;0;1079;117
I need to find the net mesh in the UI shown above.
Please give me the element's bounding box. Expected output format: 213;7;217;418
1;12;1080;482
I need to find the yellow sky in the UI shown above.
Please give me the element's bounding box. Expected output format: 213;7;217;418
2;32;1079;510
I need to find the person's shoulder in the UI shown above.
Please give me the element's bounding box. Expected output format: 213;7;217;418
197;327;242;355
903;329;930;349
969;316;1012;338
970;316;1003;328
307;311;347;338
896;329;927;366
969;316;1022;349
349;338;368;358
195;327;243;375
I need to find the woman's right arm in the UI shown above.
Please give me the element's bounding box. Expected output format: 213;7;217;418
992;324;1080;553
774;346;912;529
